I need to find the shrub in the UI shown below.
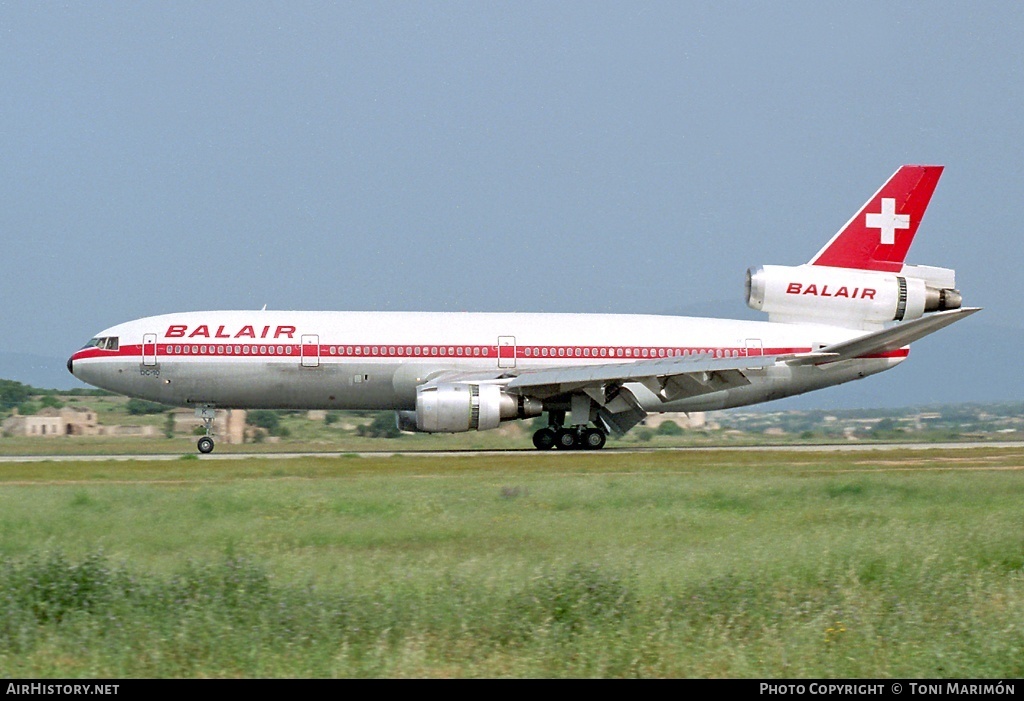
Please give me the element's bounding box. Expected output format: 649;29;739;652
0;380;31;411
356;412;401;438
247;410;281;431
125;398;169;415
656;420;684;436
3;550;121;624
39;395;64;410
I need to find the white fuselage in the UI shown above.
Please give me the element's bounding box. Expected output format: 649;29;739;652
70;310;906;414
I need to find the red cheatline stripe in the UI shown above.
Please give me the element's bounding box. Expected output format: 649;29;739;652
73;343;909;362
72;343;912;364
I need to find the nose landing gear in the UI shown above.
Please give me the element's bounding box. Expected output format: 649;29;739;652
195;406;216;454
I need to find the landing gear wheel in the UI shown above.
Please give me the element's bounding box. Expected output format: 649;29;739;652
197;436;215;454
582;427;607;450
555;429;578;450
533;428;557;450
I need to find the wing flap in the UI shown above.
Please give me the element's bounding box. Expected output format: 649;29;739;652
595;387;648;436
505;353;776;396
652;367;753;401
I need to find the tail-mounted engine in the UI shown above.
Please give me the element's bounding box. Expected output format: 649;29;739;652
746;263;962;327
396;383;543;433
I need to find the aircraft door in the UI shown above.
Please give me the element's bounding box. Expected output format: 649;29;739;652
745;338;763;357
498;336;516;368
301;334;320;367
143;334;157;366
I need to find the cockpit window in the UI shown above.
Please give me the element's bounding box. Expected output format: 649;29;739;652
84;337;119;351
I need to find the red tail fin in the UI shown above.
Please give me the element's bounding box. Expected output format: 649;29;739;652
809;165;943;272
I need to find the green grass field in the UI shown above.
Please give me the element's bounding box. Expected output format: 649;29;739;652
0;447;1021;677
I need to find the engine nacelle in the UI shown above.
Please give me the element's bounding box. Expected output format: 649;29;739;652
746;264;961;326
402;383;543;433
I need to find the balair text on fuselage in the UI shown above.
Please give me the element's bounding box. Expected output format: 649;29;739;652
165;324;297;340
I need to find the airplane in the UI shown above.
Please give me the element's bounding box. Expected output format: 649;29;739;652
68;165;978;453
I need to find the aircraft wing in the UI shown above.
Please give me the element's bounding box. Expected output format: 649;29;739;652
785;307;981;366
504;353;776;398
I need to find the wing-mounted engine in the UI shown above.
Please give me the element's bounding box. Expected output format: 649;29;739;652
746;264;962;328
396;383;543;433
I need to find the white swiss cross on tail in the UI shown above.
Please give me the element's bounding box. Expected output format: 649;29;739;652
865;197;910;245
809;166;942;271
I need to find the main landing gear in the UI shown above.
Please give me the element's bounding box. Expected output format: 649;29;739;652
532;423;607;451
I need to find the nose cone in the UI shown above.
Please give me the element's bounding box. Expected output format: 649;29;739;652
67;348;85;378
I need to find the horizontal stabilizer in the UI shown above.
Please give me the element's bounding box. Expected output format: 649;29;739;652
786;307;981;366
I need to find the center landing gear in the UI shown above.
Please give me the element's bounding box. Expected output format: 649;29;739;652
532;420;607;451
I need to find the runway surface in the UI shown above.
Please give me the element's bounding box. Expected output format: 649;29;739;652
3;441;1023;463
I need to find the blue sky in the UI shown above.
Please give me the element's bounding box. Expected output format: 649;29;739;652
2;2;1021;407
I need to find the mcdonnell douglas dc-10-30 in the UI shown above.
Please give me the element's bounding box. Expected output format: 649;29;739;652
69;165;978;453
